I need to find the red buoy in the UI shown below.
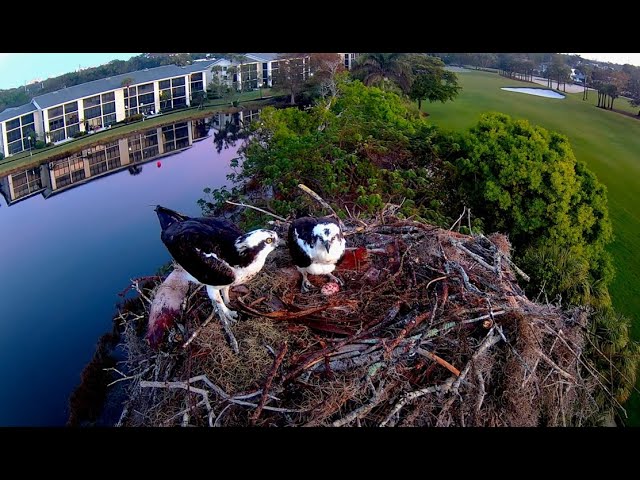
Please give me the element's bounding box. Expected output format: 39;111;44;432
157;161;162;168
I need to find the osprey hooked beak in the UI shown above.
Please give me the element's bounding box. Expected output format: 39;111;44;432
323;239;331;253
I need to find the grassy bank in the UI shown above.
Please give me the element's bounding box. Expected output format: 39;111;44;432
424;69;640;424
0;90;283;177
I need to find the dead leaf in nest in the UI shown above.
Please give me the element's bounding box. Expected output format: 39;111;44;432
338;247;370;272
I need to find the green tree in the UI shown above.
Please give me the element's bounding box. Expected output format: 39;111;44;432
447;112;613;308
351;53;413;94
273;53;309;105
408;55;461;111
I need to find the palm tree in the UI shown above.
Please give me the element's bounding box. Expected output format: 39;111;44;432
351;53;413;94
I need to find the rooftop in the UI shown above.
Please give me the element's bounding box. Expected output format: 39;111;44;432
0;60;218;121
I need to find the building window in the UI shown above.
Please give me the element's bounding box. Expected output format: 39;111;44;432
6;118;20;131
64;102;78;113
84;95;100;108
101;92;115;103
49;117;65;131
8;140;24;155
138;83;154;94
84;105;102;120
66;124;80;138
21;113;35;125
48;106;63;119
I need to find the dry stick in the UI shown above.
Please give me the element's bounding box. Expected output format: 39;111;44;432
332;380;388;427
501;253;530;282
447;261;484;295
451;238;497;273
182;311;216;349
251;342;288;424
132;280;153;305
214;403;233;427
449;206;466;231
297;183;345;230
140;380;214;426
416;348;461;377
425;276;447;291
467;207;472;235
451;328;502;394
475;369;486;413
284;302;401;382
224;200;287;222
536;322;626;414
380;378;455;427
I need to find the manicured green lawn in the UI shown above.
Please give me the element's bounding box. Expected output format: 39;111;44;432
424;70;640;424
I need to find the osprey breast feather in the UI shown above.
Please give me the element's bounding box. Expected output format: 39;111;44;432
288;216;346;292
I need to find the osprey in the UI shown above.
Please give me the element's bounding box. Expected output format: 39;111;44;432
155;205;279;352
288;216;346;292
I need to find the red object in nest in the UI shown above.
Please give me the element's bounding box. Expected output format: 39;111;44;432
157;161;162;168
337;247;370;272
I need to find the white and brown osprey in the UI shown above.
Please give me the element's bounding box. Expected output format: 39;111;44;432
155;206;279;350
288;216;346;292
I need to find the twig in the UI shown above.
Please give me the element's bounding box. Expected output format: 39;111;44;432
533;347;575;381
332;380;387;427
475;370;486;413
140;380;214;427
297;183;345;230
467;207;472;235
451;328;503;394
182;311;216;349
132;280;153;305
416;349;461;376
251;342;288;424
451;239;497;273
225;200;287;222
446;260;484;295
501;253;530;281
214;403;233;427
425;276;447;291
380;378;454;427
449;207;466;231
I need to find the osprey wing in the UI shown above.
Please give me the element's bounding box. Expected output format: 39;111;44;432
161;220;237;286
288;217;317;268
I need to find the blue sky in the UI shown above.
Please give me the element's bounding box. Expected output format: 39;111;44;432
1;52;639;91
0;53;140;90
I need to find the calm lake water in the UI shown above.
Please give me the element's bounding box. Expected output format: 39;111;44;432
0;111;255;425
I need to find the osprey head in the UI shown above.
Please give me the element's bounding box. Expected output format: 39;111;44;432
235;229;279;255
313;222;342;253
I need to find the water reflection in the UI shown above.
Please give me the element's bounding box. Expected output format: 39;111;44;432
212;109;260;153
0;117;212;206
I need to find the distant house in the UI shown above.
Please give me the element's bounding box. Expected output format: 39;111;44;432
570;68;585;83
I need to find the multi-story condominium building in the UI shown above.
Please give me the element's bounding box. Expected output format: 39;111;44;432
0;53;358;159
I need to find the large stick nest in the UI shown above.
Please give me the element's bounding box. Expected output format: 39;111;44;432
112;216;601;427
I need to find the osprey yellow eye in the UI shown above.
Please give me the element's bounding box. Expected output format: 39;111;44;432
266;238;273;244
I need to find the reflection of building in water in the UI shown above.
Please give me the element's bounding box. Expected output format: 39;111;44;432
211;109;260;132
0;119;209;205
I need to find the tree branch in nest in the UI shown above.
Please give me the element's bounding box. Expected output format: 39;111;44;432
251;342;288;424
297;183;345;230
224;200;287;222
